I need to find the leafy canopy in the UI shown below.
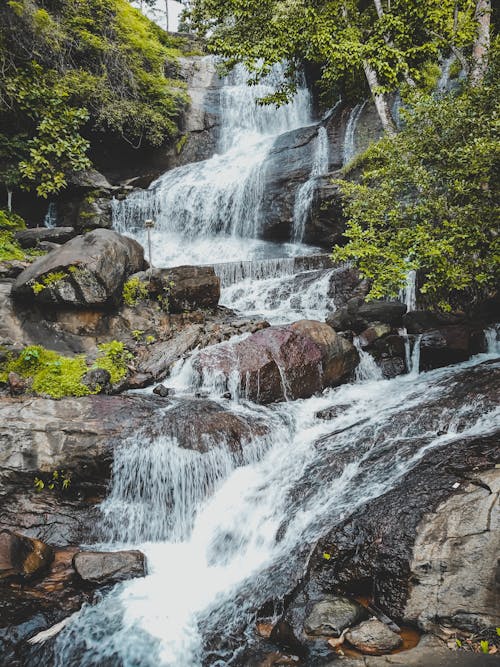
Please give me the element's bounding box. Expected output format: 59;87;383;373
333;46;500;310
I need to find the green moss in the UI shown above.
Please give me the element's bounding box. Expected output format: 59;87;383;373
122;276;149;306
94;341;132;383
0;209;26;231
1;340;134;397
175;133;188;155
31;270;68;294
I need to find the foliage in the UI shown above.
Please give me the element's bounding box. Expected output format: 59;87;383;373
34;469;72;492
0;340;133;396
94;341;133;383
0;208;27;261
31;271;68;294
333;53;500;310
189;0;480;108
0;0;189;197
122;276;149;306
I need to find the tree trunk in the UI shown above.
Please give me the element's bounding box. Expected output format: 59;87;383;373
471;0;491;85
363;61;396;135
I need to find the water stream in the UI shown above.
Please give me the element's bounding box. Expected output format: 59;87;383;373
49;59;500;667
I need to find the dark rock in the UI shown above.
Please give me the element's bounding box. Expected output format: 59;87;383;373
305;177;345;247
37;241;60;253
12;229;145;308
81;368;111;393
73;549;146;585
67;169;112;192
167;266;220;313
402;310;465;334
0;530;53;580
153;383;172;397
358;323;391;348
345;618;402;655
315;404;350;421
0;260;30;279
304;596;367;637
75;196;113;232
419;325;476;370
378;356;406;379
14;227;76;249
7;371;28;396
195;321;358;404
327;300;406;334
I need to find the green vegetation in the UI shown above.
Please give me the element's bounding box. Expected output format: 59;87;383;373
0;208;31;261
122;276;149;306
0;0;190;201
333;49;499;310
31;271;68;294
0;341;133;397
34;469;72;492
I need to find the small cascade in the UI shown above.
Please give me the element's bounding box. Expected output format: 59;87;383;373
292;125;329;243
485;324;500;354
437;55;456;93
409;334;422;375
399;269;417;312
213;256;296;288
353;337;384;382
43;202;58;229
343;101;366;166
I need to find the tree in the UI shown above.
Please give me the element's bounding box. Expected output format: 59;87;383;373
332;45;499;310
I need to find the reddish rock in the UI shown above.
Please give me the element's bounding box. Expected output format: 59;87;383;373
0;530;54;580
8;372;28;396
345;618;402;655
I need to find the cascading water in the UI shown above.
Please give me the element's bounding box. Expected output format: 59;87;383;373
292;126;329;243
342;101;366;166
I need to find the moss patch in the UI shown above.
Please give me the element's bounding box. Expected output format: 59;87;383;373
94;341;132;383
122;276;149;306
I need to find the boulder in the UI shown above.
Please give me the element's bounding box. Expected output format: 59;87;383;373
14;227;76;249
0;260;29;279
0;530;53;580
73;550;146;585
304;596;367;637
404;468;500;631
358;323;392;348
7;371;28;396
136;325;203;379
327;300;406;334
194;321;358;403
12;229;145;308
402;310;465;334
67;168;112;192
419;325;478;370
81;367;112;393
315;404;350;421
345;618;402;655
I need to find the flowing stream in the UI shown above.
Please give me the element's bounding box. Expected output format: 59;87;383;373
50;61;500;666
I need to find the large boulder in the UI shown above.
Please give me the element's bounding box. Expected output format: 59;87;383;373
304;596;367;637
14;227;76;249
0;530;53;580
194;321;358;403
419;325;479;370
327;299;407;334
73;550;146;585
11;229;145;308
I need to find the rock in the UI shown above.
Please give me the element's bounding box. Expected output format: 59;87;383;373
358;323;392;348
402;310;465;334
345;618;402;655
73;549;146;585
166;266;221;313
327;300;406;334
404;468;500;632
153;384;172;397
305;177;345;247
419;325;476;370
0;260;30;279
14;227;76;249
81;368;111;393
75;196;113;232
7;371;28;396
195;321;358;403
67;168;112;192
12;229;145;308
304;596;367;637
0;530;53;580
136;324;202;379
315;404;350;420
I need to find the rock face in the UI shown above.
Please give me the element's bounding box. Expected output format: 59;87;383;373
14;227;76;248
304;596;367;637
419;325;478;370
404;468;500;631
73;550;146;585
12;229;145;308
0;530;54;580
195;321;358;403
345;618;403;655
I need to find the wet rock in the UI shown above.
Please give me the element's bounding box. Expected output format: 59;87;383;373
195;321;357;403
0;260;30;278
345;618;402;655
404;468;500;631
75;196;113;232
73;549;146;585
136;324;203;379
165;265;220;313
153;384;173;397
358;323;391;348
12;229;145;308
7;371;28;396
304;596;367;637
402;310;465;334
315;404;350;420
14;227;76;249
327;300;406;334
419;325;476;370
306;177;345;247
81;367;111;393
0;530;54;580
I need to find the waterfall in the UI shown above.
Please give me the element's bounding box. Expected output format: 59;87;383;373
342;101;366;166
399;269;417;311
292;126;329;243
112;60;313;268
437;55;456;93
353;336;384;382
43;202;58;229
485;324;500;354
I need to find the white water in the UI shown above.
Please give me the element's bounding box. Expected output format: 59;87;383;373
292;126;329;243
343;101;366;166
54;354;500;666
353;336;384;382
399;268;417;311
43;202;58;229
